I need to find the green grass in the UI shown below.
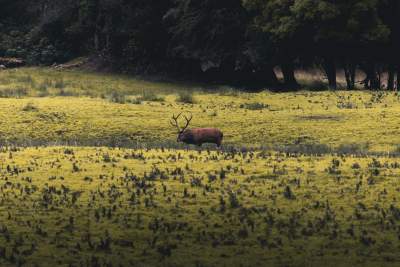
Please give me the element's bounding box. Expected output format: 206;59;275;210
0;147;400;266
0;67;213;97
0;69;400;152
1;67;400;266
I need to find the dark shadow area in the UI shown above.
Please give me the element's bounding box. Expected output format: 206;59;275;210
2;1;398;92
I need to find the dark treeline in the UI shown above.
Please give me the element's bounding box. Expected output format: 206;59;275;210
1;0;399;90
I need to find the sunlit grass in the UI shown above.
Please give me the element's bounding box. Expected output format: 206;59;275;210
0;68;400;152
0;147;399;266
1;68;400;266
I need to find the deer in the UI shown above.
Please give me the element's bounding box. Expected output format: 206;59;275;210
170;112;223;147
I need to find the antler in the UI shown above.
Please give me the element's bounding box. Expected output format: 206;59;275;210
181;112;193;132
170;112;182;132
170;112;192;133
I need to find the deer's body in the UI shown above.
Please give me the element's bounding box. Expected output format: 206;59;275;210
170;112;223;147
179;128;223;147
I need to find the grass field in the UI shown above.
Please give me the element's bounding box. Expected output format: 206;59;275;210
1;68;400;152
1;67;400;266
1;147;400;267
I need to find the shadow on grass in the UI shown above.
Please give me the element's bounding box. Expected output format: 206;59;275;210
0;137;397;157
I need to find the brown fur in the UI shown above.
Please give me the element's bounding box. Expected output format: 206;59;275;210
178;128;223;147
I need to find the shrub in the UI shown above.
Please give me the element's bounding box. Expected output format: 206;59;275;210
177;91;195;104
137;91;164;102
240;102;269;110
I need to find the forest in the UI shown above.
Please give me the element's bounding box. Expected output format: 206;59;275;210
1;0;400;90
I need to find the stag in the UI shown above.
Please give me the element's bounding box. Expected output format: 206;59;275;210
170;113;223;147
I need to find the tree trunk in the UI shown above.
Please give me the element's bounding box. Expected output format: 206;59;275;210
322;58;337;90
281;62;299;89
397;65;400;91
344;63;356;90
263;67;278;85
371;70;381;90
94;4;103;53
363;64;380;90
388;64;395;90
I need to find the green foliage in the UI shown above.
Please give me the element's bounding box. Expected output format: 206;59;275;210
165;0;247;73
0;0;399;88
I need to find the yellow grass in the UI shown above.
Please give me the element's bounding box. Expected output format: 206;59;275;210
0;147;400;266
0;67;400;266
0;68;399;152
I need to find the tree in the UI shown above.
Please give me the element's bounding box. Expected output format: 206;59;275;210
243;0;391;90
243;0;311;89
165;0;248;81
379;0;400;90
23;0;173;70
1;0;398;90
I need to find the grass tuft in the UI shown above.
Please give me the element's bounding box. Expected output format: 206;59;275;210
21;102;39;112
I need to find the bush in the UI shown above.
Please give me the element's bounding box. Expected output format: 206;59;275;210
240;102;269;110
137;91;164;102
177;91;195;104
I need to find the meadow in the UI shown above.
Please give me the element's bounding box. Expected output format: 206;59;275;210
1;68;400;152
1;67;400;266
